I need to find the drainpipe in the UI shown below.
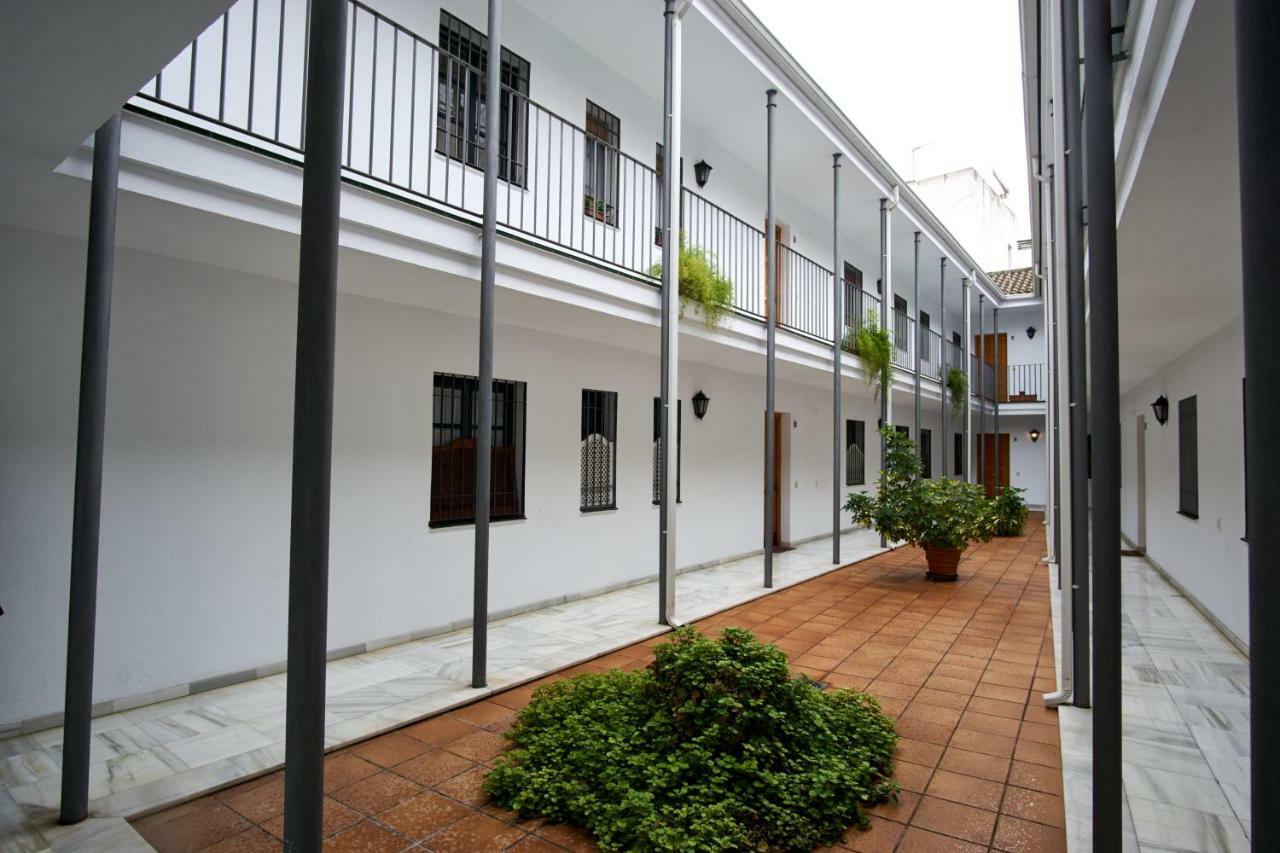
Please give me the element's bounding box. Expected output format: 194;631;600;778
993;306;1001;494
963;276;973;483
913;234;922;461
940;257;948;480
471;0;502;689
878;191;897;547
281;0;348;846
764;88;777;586
1236;0;1280;842
833;153;843;564
978;294;985;489
59;112;121;827
1084;0;1122;844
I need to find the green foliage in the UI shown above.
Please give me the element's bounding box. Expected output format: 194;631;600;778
649;236;734;331
844;427;996;551
853;313;892;399
987;486;1029;536
485;627;898;852
946;367;968;416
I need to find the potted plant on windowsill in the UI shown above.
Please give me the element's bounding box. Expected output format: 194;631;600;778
845;428;995;581
583;193;613;224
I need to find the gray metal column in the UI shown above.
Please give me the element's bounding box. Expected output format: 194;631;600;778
832;153;843;564
658;0;681;621
877;197;890;548
963;277;972;482
58;112;121;826
940;258;948;480
281;0;348;846
764;89;777;587
1062;0;1091;710
993;306;1001;494
1236;0;1280;843
471;0;502;687
977;294;985;490
1084;0;1121;844
913;233;922;445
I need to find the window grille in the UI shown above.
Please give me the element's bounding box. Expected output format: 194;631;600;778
1178;395;1198;517
436;10;531;185
581;389;618;511
584;101;620;227
430;372;527;526
843;263;863;332
846;419;866;486
920;428;933;479
651;398;682;504
954;432;964;476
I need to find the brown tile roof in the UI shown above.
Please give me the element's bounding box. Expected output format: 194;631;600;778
990;266;1037;296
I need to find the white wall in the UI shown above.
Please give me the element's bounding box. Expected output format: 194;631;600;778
0;224;886;727
1119;315;1248;646
910;168;1030;273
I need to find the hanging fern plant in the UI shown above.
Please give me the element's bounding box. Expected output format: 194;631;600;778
854;314;892;400
648;235;735;331
946;367;968;416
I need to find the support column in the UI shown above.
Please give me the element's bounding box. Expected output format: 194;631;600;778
763;88;777;587
1236;0;1280;843
977;294;985;491
472;0;502;686
912;233;922;446
940;258;948;480
993;306;1001;494
832;153;843;564
281;0;348;847
1084;0;1121;845
58;112;121;826
659;0;682;620
963;277;972;483
878;195;893;549
1062;0;1091;710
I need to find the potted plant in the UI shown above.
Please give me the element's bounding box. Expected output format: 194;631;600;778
946;366;967;416
987;486;1029;536
583;193;612;223
649;236;734;330
853;313;892;400
845;428;995;581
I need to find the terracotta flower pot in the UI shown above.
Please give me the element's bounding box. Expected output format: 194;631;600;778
923;545;964;582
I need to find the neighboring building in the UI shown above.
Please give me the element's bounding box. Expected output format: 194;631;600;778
910;166;1032;273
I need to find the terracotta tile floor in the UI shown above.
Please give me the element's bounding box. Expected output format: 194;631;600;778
133;519;1064;852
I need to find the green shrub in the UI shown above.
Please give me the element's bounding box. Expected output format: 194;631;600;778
844;427;996;551
853;314;892;400
485;627;898;852
649;237;734;331
988;486;1029;536
945;367;967;416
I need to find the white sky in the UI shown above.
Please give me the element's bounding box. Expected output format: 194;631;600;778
742;0;1030;233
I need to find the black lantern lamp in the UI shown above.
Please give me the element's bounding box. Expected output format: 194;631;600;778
694;159;712;188
1151;395;1169;426
1026;326;1037;339
1029;428;1041;443
692;390;710;420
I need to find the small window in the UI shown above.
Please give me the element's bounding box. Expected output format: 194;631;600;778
584;101;620;227
431;372;527;527
892;296;909;352
920;428;932;479
843;263;864;331
953;432;964;476
581;389;618;511
894;424;909;437
952;331;962;347
846;419;866;486
1178;395;1198;518
652;398;682;504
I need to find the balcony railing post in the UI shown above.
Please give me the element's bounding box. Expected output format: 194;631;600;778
832;152;842;564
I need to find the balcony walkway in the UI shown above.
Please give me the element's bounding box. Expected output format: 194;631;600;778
0;528;889;851
131;521;1065;852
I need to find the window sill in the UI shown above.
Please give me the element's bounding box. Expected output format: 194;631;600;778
1177;510;1199;521
651;500;683;506
580;505;618;514
429;514;527;530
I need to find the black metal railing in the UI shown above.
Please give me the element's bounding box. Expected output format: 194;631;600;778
777;244;833;340
1005;363;1045;402
681;189;765;322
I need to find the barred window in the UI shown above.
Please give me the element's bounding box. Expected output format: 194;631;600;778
651;398;682;504
584;101;620;227
954;432;964;476
430;373;527;527
1178;395;1198;518
581;389;618;511
436;10;531;185
843;263;863;331
920;428;933;479
846;419;865;486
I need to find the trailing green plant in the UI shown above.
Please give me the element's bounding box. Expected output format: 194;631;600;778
844;427;996;551
987;486;1029;536
946;366;968;416
649;236;734;331
853;313;892;399
485;627;898;852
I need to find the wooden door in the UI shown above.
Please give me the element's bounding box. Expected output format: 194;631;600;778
975;333;1009;402
981;433;1011;497
772;412;783;546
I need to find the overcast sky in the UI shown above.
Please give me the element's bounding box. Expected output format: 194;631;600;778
743;0;1030;233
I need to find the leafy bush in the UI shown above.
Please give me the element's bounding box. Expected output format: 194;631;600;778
987;486;1029;536
485;627;898;852
844;427;995;551
853;314;892;400
946;367;967;416
649;237;734;331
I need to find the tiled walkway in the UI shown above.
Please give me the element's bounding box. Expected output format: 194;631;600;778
1054;555;1251;852
136;520;1065;851
0;529;888;851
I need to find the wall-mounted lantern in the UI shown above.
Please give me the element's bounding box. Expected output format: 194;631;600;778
1026;326;1037;339
694;160;712;188
1151;395;1169;426
1029;428;1041;443
692;390;710;420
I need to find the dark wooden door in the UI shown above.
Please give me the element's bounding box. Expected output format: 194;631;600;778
981;433;1011;497
772;412;783;546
